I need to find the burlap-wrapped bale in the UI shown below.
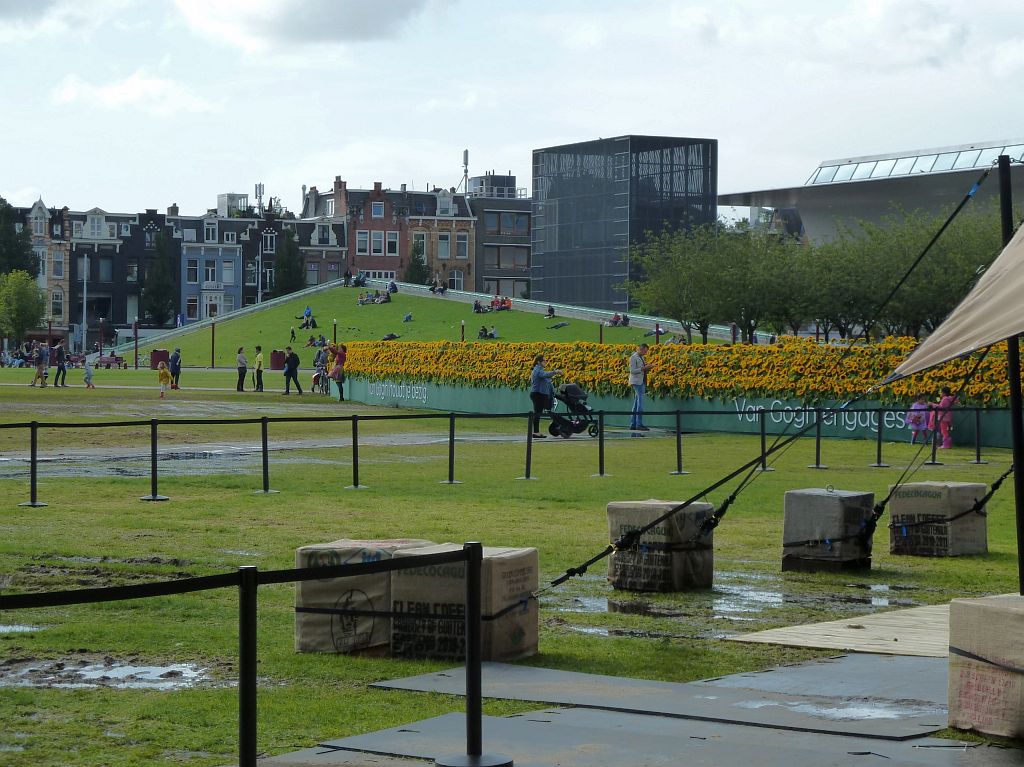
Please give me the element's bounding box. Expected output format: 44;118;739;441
607;499;714;592
889;481;987;556
782;488;874;572
391;544;538;662
294;538;435;653
948;595;1024;738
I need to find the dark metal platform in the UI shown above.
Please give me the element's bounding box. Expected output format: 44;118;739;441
371;657;947;740
250;654;1022;767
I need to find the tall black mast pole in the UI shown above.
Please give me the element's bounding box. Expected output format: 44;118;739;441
998;154;1024;595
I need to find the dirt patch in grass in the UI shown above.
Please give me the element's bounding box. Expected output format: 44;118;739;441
0;653;232;690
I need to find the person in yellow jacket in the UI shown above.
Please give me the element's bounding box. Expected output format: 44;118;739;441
254;345;264;392
157;361;172;399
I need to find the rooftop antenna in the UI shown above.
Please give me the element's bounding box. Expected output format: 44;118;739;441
457;149;469;192
255;182;265;216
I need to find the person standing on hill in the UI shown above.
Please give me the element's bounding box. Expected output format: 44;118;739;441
628;343;651;431
283;346;302;395
236;347;248;392
169;348;182;390
254;345;264;392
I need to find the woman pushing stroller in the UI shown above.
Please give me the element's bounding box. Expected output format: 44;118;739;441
529;354;561;439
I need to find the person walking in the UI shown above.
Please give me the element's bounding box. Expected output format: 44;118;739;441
236;347;248;392
253;345;264;392
329;344;346;402
283;346;302;395
83;357;95;388
29;342;45;386
935;386;957;449
906;393;930;445
628;343;651;431
53;340;68;387
529;353;561;439
157;361;172;398
168;348;182;389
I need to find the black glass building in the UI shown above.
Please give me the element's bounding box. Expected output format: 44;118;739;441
531;135;717;310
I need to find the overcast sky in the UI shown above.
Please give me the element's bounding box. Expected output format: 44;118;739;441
3;0;1023;216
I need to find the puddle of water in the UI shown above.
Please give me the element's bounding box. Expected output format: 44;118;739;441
0;659;220;690
735;698;945;721
0;745;25;753
218;549;260;557
0;625;42;634
0;453;340;480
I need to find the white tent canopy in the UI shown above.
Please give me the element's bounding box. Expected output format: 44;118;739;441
885;225;1024;383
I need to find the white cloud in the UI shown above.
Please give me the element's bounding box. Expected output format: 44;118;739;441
50;70;216;116
173;0;439;53
0;0;133;42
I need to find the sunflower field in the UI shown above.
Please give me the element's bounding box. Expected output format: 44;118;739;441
344;337;1016;406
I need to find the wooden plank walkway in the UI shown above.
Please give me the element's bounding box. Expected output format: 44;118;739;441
727;603;950;657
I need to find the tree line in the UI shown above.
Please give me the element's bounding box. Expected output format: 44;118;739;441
627;204;1006;343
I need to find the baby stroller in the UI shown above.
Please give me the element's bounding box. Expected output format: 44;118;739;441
547;383;600;439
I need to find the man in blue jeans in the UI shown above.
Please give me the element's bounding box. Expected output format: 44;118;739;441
282;346;302;395
628;343;650;431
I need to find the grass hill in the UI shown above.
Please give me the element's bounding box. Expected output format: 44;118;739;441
154;286;657;367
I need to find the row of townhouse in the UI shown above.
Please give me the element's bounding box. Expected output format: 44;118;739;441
300;173;530;296
14;173;530;351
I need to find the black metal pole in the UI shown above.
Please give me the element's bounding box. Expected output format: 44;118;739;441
348;415;363;489
596;411;606;477
238;565;258;767
520;415;534;480
670;410;688;475
141;419;169;501
925;423;942;465
262;417;270;491
808;408;827;469
870;409;889;468
18;422;47;507
255;417;277;494
436;544;512;767
464;542;483;757
998;153;1024;595
758;410;773;471
969;407;988;465
445;412;459;484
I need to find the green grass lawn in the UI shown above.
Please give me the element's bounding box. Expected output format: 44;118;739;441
0;383;1021;765
117;286;659;368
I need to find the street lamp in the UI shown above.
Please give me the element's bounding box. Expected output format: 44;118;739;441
333;318;337;345
98;317;104;356
133;316;139;370
81;252;89;353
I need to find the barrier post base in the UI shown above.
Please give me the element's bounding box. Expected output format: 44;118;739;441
345;484;369;490
807;464;828;470
253;489;280;494
18;500;48;507
435;753;514;767
868;462;890;468
515;476;538;481
590;473;612;478
669;470;690;476
140;494;170;502
439;480;463;485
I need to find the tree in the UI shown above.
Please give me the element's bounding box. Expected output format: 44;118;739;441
404;239;430;285
0;197;35;277
142;232;177;326
273;230;305;296
627;224;723;343
0;270;46;343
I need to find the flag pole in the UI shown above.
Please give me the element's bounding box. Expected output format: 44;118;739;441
998;154;1024;595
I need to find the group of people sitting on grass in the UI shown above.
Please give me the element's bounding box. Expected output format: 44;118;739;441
472;296;513;313
305;334;329;348
357;290;392;305
606;313;630;327
428;278;448;296
478;325;499;339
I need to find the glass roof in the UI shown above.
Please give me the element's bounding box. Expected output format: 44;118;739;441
806;141;1024;185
